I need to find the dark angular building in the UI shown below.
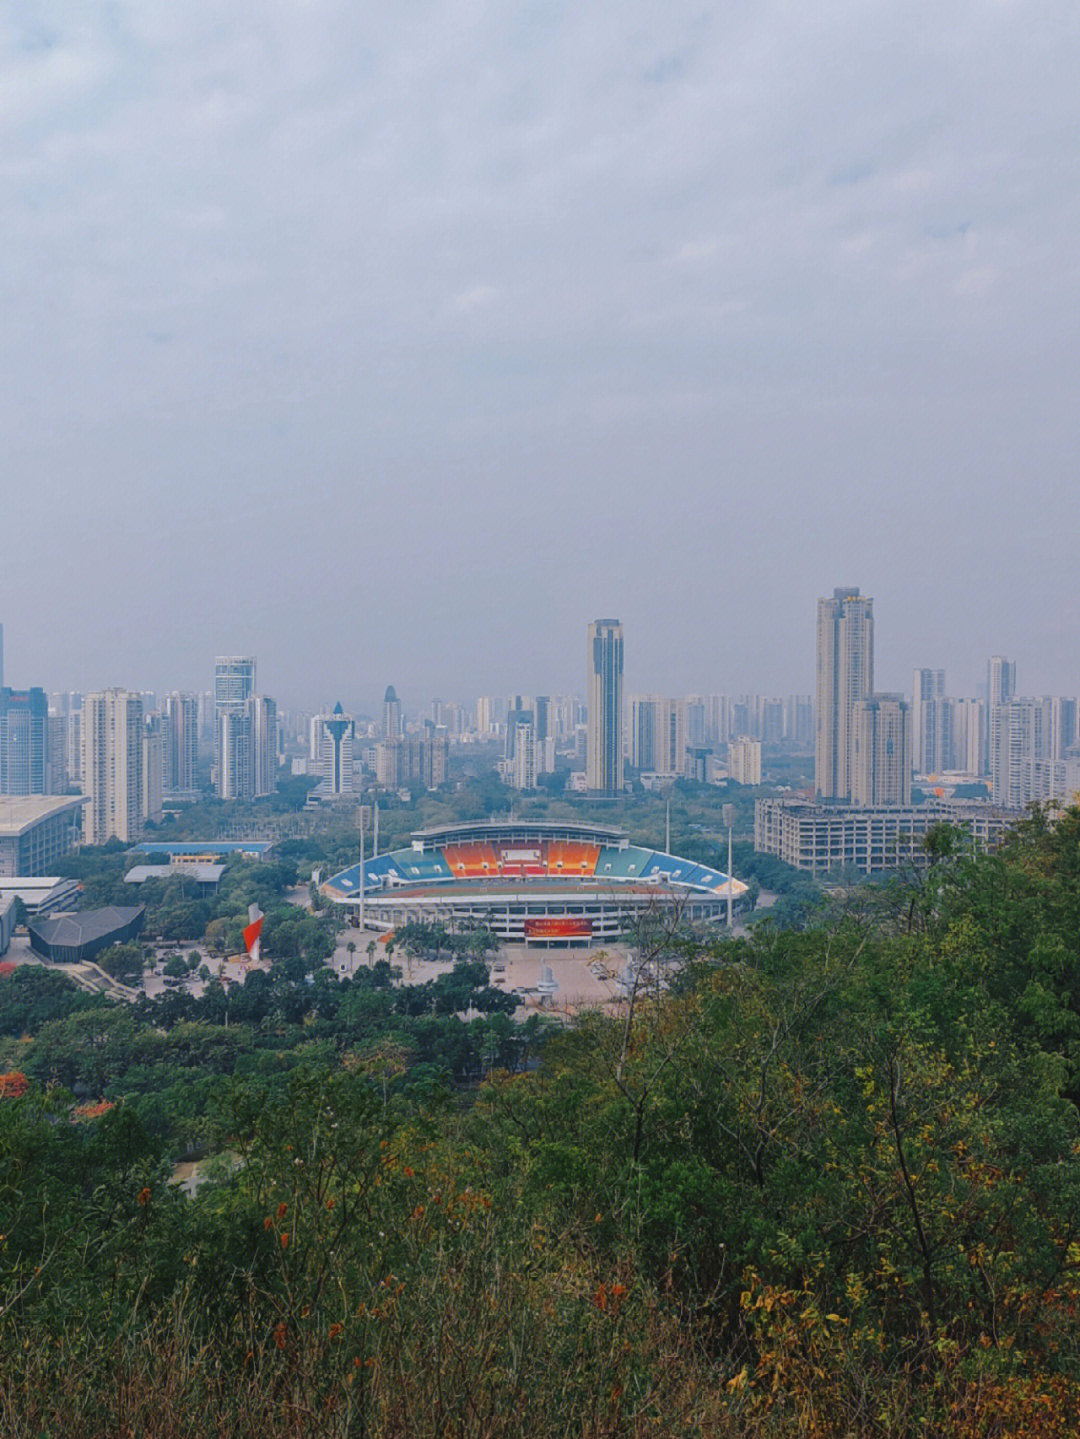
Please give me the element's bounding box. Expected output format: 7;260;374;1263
28;905;145;964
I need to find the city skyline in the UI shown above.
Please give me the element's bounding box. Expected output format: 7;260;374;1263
4;4;1080;705
0;610;1074;720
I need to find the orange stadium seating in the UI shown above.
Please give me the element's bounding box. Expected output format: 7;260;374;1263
546;841;600;877
442;843;500;878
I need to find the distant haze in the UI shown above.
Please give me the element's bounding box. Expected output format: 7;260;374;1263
4;2;1078;710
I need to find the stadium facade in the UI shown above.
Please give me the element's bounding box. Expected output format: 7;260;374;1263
321;818;747;946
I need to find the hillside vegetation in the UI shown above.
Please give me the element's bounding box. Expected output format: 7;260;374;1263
4;809;1080;1435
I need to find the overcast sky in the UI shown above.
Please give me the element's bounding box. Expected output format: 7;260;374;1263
3;0;1078;712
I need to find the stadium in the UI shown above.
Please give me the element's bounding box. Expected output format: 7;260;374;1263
321;818;748;946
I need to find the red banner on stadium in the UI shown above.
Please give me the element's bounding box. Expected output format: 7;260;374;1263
524;917;593;938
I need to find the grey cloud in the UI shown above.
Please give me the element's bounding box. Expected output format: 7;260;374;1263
2;1;1078;705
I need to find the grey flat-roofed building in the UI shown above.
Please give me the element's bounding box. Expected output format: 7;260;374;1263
28;905;145;964
0;795;86;876
0;876;82;917
124;863;224;894
754;797;1022;876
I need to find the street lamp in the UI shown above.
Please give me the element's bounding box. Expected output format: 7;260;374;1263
722;803;735;929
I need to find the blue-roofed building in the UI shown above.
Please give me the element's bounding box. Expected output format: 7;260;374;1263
131;840;274;860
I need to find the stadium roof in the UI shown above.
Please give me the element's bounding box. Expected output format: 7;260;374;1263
410;818;626;851
0;795;86;837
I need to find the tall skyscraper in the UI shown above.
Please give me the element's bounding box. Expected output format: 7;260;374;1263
82;690;145;844
249;695;278;798
0;687;49;795
214;657;256;798
586;618;624;794
164;692;199;794
66;707;82;786
1049;697;1078;760
143;714;164;824
511;721;537;791
815;588;874;799
317;703;354;795
217;709;252;801
987;656;1017;710
383;685;402;739
47;711;68;794
214;656;256;713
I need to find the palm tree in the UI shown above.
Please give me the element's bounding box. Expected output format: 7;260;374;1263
346;940;356;975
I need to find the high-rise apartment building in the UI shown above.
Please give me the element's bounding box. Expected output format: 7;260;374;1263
950;698;986;775
375;740;403;789
143;715;164;824
216;695;277;801
164;692;199;794
66;707;82;786
214;656;256;799
82;690;145;844
630;696;686;776
411;726;448;789
785;695;814;747
729;736;763;785
990;698;1051;807
0;688;49;795
476;696;497;738
47;712;68;794
586;618;624;794
217;709;252;801
511;722;537;791
249;695;278;798
911;669;951;775
815;589;874;799
987;656;1017;710
505;698;529;759
214;656;256;712
851;695;912;806
1049;697;1078;761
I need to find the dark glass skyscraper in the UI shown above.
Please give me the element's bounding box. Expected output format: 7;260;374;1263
0;687;49;795
586;619;624;794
